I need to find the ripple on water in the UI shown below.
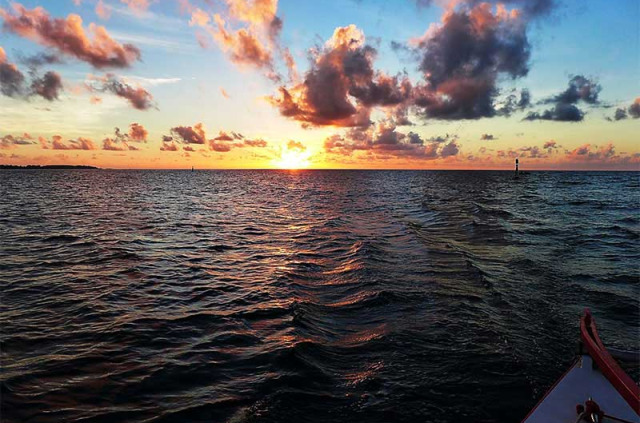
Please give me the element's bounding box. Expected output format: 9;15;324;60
0;170;638;423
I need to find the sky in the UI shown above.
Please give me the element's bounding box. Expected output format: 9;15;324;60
0;0;638;170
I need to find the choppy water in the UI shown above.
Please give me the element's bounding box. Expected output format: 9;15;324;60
1;170;638;423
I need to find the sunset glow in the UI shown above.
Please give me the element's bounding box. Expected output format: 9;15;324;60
0;0;638;170
274;150;311;170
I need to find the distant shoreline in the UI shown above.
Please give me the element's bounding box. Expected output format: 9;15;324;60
0;165;100;169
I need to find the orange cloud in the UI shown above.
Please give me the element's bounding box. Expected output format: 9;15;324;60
101;124;148;151
164;122;268;153
160;141;179;151
210;14;273;74
268;25;410;128
1;133;33;149
50;135;96;150
324;120;460;160
190;0;292;82
0;3;141;68
127;123;146;142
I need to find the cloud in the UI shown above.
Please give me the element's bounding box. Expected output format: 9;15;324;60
220;87;230;98
496;88;530;116
412;0;554;19
544;75;601;105
101;123;147;151
324;120;460;160
128;122;148;141
524;75;601;122
189;0;291;82
96;0;112;20
1;47;65;101
609;108;628;121
189;8;210;27
630;98;640;118
611;98;640;120
103;137;129;151
209;14;275;78
563;143;630;164
165;122;268;152
170;123;206;144
480;133;496;140
0;3;141;68
50;135;96;150
121;0;152;14
409;3;531;120
160;141;179;151
30;71;63;101
497;142;554;159
287;140;305;151
0;46;26;97
104;124;146;150
268;25;411;127
440;140;460;157
1;133;34;149
524;102;584;122
88;74;155;110
213;131;235;141
243;138;267;147
18;51;62;68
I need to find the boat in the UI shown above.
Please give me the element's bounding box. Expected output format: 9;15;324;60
522;309;639;422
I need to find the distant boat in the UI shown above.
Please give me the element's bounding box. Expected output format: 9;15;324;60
522;309;639;422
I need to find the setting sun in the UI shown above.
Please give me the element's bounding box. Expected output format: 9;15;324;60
274;150;311;169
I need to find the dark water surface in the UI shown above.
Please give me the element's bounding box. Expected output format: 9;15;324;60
1;170;638;423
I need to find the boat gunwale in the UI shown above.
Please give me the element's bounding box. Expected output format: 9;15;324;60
580;308;640;414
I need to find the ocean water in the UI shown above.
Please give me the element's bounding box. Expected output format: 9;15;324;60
1;170;638;423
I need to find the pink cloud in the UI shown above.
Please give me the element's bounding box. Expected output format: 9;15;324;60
0;3;141;68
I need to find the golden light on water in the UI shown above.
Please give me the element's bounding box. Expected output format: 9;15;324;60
273;150;311;169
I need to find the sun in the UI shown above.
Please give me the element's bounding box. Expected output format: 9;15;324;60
274;150;311;169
